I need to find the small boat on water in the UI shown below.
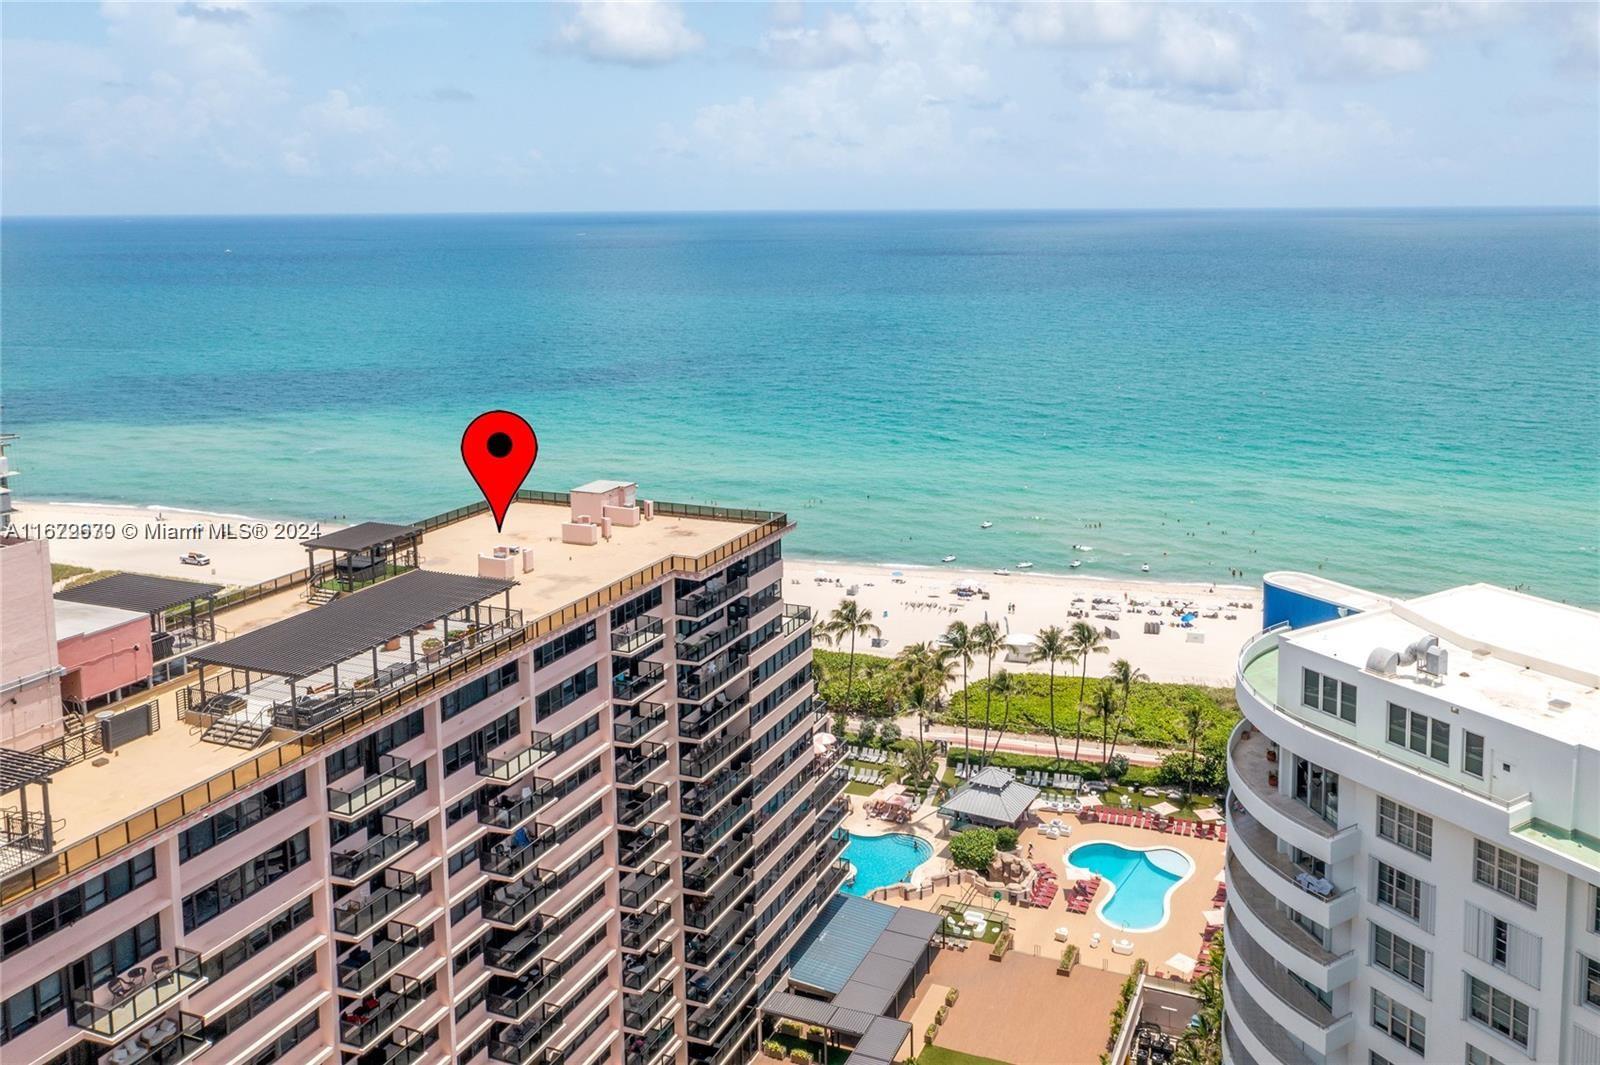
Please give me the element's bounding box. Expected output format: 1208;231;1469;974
1016;561;1034;570
1072;543;1095;551
980;521;993;529
1069;560;1083;569
1141;564;1151;572
993;568;1012;576
941;555;957;563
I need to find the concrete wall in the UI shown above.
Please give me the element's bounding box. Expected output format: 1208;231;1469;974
0;537;63;747
57;614;154;704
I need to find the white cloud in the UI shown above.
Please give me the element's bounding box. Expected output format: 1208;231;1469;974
302;89;385;134
1300;1;1521;81
760;12;878;69
1006;0;1151;47
557;1;703;66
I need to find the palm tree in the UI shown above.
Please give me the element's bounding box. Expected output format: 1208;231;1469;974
970;622;1003;762
1105;658;1148;765
901;739;939;787
1093;684;1119;764
942;622;977;760
1175;695;1214;803
984;670;1019;765
817;599;881;710
1031;626;1075;767
1174;933;1223;1065
1066;621;1107;763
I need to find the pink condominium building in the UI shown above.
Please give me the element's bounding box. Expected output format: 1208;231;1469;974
0;485;848;1065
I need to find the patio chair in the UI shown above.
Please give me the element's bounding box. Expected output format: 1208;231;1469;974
1089;932;1102;949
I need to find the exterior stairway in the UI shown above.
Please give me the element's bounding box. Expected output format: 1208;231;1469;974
307;585;340;606
201;717;271;750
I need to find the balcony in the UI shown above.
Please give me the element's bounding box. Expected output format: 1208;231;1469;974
96;1011;210;1065
621;902;673;953
478;734;555;783
484;805;603;881
618;783;669;830
683;832;752;895
678;616;747;664
358;1026;435;1065
484;843;606;930
329;755;417;820
681;764;751;820
687;970;756;1043
1227;723;1360;862
685;901;755;965
613;616;665;655
479;779;555;832
618;822;670;871
616;743;668;787
614;702;667;745
677;576;748;619
1224;964;1323;1065
619;861;671;911
1226;854;1357;988
1226;797;1360;928
625;981;677;1034
71;949;206;1040
613;661;667;704
623;939;674;990
627;1021;680;1065
681;801;752;857
338;922;425;995
679;652;749;702
679;691;748;742
1226;912;1354;1056
489;1003;561;1065
340;975;424;1050
687;931;755;1006
780;604;812;635
332;816;421;883
681;729;750;780
335;870;428;938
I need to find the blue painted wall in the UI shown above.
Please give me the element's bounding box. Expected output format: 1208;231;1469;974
1263;579;1359;630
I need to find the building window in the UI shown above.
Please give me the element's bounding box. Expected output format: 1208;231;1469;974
1387;703;1449;763
1473;840;1538;908
1371;988;1426;1055
1293;756;1339;825
534;664;599;721
201;896;314;984
202;954;317;1044
182;830;313;932
1;851;156;960
1370;1053;1395;1065
1463;731;1485;778
179;772;307;862
2;970;64;1042
448;842;477;877
1376;862;1425;923
1372;924;1427;991
1302;668;1356;722
446;793;477;826
534;623;596;669
1466;1045;1505;1065
610;586;662;628
246;1008;319;1065
442;662;518;721
1582;955;1600;1010
1377;797;1433;859
1593;885;1600;934
1465;974;1531;1050
443;709;520;776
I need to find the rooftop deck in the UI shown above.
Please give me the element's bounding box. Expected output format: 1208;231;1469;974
1;495;783;906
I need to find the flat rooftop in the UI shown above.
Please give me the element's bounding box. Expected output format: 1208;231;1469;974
1284;582;1600;742
0;497;773;883
53;599;146;640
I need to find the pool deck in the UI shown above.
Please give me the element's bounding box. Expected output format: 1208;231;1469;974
842;782;1225;979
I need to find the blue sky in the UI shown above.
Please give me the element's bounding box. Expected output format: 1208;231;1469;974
3;1;1596;215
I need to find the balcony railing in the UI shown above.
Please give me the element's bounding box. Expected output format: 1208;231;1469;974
685;903;754;969
624;982;677;1035
676;576;748;619
335;870;427;938
329;755;416;820
614;662;667;703
617;783;669;830
681;765;750;819
488;1003;561;1065
614;702;667;745
615;743;667;787
623;940;674;991
682;801;752;857
621;902;673;953
683;831;752;894
332;816;420;882
129;1011;209;1064
1227;912;1343;1031
340;976;423;1049
626;1022;678;1065
687;931;755;1006
618;823;670;870
478;733;555;783
679;691;748;742
619;861;671;910
681;730;750;780
678;652;749;702
677;617;747;664
360;1025;434;1065
338;922;424;994
480;779;555;831
485;885;606;978
71;950;206;1039
612;616;665;654
687;970;756;1041
482;803;602;881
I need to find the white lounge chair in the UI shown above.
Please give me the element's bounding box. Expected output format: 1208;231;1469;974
1112;938;1134;955
1089;932;1102;948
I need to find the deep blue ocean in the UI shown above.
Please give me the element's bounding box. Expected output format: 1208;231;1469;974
3;210;1597;603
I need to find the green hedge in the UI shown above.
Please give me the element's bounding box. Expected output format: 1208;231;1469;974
945;747;1160;788
814;650;900;715
941;673;1237;748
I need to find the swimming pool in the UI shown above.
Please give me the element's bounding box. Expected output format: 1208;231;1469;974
840;832;933;897
1065;841;1193;932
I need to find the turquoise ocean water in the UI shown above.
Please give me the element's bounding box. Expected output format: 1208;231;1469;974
3;210;1597;604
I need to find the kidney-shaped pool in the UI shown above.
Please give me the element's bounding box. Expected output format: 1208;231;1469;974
1065;840;1194;932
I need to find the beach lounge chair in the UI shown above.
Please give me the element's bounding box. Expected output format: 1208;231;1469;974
1089;932;1102;949
1112;939;1134;955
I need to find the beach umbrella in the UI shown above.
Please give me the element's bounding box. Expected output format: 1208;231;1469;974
1150;801;1180;817
1003;632;1036;648
1213;868;1227;883
1164;953;1198;980
1194;806;1223;823
1202;907;1225;927
815;568;830;579
891;570;904;577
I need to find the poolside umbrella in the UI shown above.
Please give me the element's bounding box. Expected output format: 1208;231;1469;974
1194;806;1223;823
1213;868;1227;883
1150;801;1180;817
1202;907;1225;927
1164;953;1198;980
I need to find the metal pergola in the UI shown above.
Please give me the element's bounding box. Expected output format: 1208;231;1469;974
302;522;423;593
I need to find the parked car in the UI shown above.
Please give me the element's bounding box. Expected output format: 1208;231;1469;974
179;551;211;566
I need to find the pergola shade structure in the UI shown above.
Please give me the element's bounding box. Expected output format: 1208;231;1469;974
0;748;67;876
937;765;1042;828
185;570;518;737
302;522;422;593
55;573;222;660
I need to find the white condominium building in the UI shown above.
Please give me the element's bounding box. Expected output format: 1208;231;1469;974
1224;573;1600;1065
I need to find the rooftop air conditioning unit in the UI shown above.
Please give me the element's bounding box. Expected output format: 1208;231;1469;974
1366;647;1400;675
1419;646;1449;677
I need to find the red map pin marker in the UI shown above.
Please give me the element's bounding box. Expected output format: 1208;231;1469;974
461;411;538;532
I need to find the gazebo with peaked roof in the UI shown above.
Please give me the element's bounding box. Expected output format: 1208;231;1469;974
302;522;421;593
937;765;1041;828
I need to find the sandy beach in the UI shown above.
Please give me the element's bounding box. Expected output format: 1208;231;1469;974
785;560;1258;686
5;500;340;588
8;499;1258;684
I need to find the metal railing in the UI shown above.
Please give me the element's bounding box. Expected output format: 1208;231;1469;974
619;861;671;910
615;744;667;787
613;662;666;703
612;616;665;654
335;871;427;939
678;652;748;703
329;755;415;820
621;902;673;952
1;497;791;908
618;823;670;870
677;576;748;619
677;617;747;664
338;922;424;993
478;733;555;782
340;975;423;1049
332;816;420;882
618;784;669;830
71;949;205;1038
614;703;667;745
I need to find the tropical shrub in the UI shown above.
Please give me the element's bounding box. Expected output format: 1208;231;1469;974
941;673;1238;748
948;827;997;871
789;1050;812;1064
879;722;902;745
762;1041;786;1059
925;1024;938;1045
995;827;1019;852
858;719;878;746
945;988;959;1006
1104;754;1130;781
814;650;899;716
